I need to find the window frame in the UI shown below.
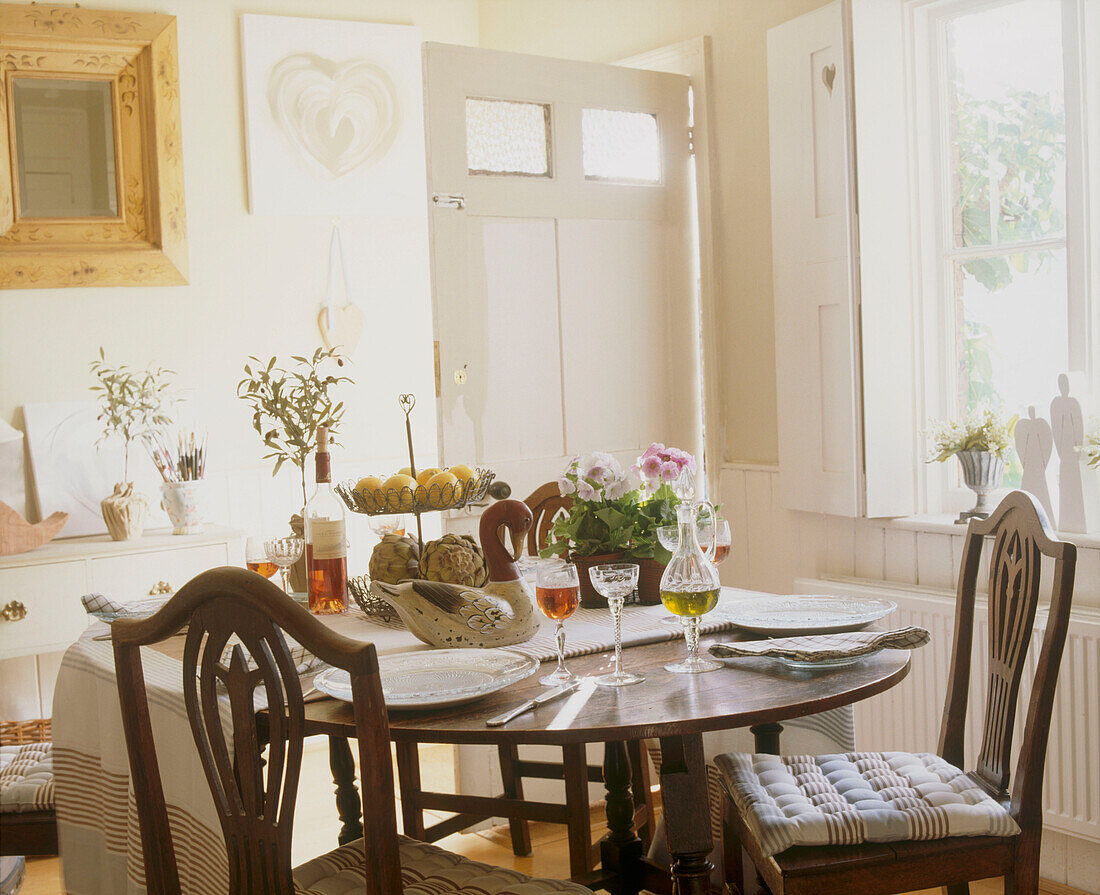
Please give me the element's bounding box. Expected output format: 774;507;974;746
907;0;1094;514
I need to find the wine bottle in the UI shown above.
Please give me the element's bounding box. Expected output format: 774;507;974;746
304;426;348;614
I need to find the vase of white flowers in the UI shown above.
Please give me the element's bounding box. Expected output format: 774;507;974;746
927;407;1015;523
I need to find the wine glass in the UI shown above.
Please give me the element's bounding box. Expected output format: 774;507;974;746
264;537;304;596
703;518;732;566
535;562;580;686
369;514;406;538
246;537;277;579
590;563;644;687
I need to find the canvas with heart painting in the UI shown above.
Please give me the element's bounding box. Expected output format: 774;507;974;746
241;15;426;216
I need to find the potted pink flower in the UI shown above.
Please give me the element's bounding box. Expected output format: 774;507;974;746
630;443;698;604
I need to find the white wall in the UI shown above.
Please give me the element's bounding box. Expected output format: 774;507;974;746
0;0;480;555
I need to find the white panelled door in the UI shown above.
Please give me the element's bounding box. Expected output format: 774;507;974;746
424;43;701;511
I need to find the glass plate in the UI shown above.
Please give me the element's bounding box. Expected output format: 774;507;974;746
722;596;896;636
312;648;539;711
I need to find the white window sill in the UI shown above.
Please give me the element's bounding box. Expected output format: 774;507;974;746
888;514;1100;549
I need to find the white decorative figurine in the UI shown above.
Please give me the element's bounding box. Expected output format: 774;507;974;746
1014;406;1055;523
1050;374;1086;533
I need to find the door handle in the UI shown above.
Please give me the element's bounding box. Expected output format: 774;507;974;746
488;481;511;500
432;193;466;210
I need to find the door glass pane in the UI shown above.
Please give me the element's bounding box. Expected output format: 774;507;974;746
465;98;551;177
945;0;1065;249
955;248;1069;484
582;109;660;183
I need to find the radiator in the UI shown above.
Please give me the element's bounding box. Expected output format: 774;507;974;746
796;577;1100;843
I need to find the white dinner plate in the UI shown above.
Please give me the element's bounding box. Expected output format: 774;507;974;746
312;648;539;711
721;596;896;636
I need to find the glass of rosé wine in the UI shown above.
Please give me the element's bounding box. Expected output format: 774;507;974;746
246;537;278;579
535;562;581;685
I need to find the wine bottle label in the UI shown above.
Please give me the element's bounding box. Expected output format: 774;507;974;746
310;519;346;559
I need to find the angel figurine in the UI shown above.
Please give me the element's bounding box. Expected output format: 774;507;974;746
1014;406;1054;522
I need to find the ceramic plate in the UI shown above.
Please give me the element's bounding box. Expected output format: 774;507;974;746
312;648;539;711
772;652;879;670
722;596;896;636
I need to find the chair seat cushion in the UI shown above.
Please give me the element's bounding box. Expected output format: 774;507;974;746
293;834;593;895
0;743;54;814
715;751;1020;858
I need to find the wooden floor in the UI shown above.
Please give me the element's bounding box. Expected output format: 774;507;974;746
16;739;1055;895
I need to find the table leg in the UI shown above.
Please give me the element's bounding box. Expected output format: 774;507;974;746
328;735;363;845
750;722;783;755
600;740;643;895
658;733;713;895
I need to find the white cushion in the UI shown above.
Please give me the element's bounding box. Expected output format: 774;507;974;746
716;751;1020;858
294;835;592;895
0;742;54;813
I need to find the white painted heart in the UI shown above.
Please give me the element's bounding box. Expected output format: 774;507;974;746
318;303;365;356
268;53;402;178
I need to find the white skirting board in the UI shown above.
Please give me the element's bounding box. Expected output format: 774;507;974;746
797;576;1100;891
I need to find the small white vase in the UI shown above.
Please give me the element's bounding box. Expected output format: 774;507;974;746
161;480;205;535
101;482;147;541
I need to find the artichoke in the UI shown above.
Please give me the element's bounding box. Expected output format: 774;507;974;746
369;534;420;584
420;534;489;587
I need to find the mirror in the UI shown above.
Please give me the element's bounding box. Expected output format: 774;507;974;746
12;78;119;218
1;4;188;289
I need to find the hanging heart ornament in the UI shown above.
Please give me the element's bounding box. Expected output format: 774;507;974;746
318;303;365;355
267;53;402;178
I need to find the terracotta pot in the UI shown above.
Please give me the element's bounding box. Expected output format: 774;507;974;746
636;557;666;606
101;482;147;541
570;550;626;608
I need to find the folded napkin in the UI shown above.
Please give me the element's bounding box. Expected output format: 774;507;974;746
708;626;930;663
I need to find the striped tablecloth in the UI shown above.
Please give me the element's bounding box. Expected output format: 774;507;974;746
53;587;856;894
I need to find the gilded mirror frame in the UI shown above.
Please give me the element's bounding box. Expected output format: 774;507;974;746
0;4;187;288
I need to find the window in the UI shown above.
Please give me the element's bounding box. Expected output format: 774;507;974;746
915;0;1089;491
465;98;552;177
581;108;661;183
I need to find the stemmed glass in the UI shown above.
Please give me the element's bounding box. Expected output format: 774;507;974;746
264;537;304;596
534;562;580;686
245;537;277;579
590;563;644;687
369;514;406;538
660;504;722;674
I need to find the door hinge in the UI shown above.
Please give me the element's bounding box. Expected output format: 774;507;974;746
688;126;695;157
432;193;466;210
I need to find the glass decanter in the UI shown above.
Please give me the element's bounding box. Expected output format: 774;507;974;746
659;471;722;673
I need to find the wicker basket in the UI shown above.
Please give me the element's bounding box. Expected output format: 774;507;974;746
0;717;51;745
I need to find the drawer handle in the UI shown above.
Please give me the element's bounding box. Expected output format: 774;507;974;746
1;601;27;622
149;581;173;595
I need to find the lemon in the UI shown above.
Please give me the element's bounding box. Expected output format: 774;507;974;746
383;474;417;511
426;470;459;501
448;464;476;484
398;466;413;477
416;467;442;487
356;476;383;511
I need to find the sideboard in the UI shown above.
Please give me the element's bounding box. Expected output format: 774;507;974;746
0;526;243;721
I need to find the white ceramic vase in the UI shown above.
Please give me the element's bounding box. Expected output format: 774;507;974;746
161;480;205;535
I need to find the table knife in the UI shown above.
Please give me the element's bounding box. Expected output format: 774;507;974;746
486;680;582;727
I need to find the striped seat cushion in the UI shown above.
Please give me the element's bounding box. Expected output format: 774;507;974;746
0;742;54;814
294;835;592;895
716;751;1019;858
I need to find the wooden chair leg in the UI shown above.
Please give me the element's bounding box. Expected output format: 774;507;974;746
944;885;971;895
497;742;533;857
562;742;594;877
627;738;656;849
721;791;744;895
395;741;426;840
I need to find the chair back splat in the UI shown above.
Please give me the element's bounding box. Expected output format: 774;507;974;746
937;490;1076;831
112;567;401;895
523;482;573;556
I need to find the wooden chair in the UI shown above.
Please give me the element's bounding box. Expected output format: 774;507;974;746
111;567;589;895
490;484;657;871
720;491;1077;895
0;718;58;857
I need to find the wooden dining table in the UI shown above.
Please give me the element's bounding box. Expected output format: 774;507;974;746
276;635;911;895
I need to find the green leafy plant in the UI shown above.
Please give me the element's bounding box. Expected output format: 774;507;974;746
926;406;1017;464
89;348;174;481
237;347;352;505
